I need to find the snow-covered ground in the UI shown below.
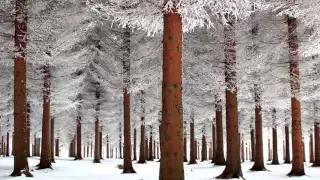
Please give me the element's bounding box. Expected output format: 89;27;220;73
0;157;320;179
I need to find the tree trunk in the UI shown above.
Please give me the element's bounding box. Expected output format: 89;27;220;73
287;14;305;176
145;137;148;160
284;124;291;163
211;124;216;163
201;134;207;162
246;143;248;161
271;126;280;164
303;140;306;162
38;64;52;170
153;140;156;159
241;140;245;162
215;101;226;165
189;118;197;164
310;132;314;163
90;139;93;158
106;135;109;158
121;26;135;173
137;91;146;164
51;116;55;163
159;8;184;180
99;131;103;159
1;136;4;156
133;128;137;160
250;129;255;162
93;119;100;163
183;121;188;162
55;138;59;157
148;126;154;161
11;11;32;171
27;103;31;157
75;117;82;160
268;138;271;161
216;20;242;179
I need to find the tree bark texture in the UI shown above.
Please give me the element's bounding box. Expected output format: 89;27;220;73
75;117;82;160
133;128;137;160
38;64;52;170
287;14;305;176
189;118;197;164
51;116;55;163
137;91;146;164
11;0;31;174
310;132;314;163
211;124;216;163
159;9;184;180
215;102;226;165
217;20;242;179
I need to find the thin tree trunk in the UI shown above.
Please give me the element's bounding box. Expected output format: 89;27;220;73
107;135;109;159
310;132;314;163
55;138;59;157
75;117;82;160
287;13;305;176
11;5;31;173
159;8;184;180
27;103;31;157
284;124;291;163
250;84;266;170
250;129;255;162
201;133;207;162
303;140;306;162
93;118;100;163
241;139;245;162
271;126;280;164
183;121;188;162
148;126;154;161
216;19;242;179
215;100;226;165
246;143;248;161
51;116;55;163
211;124;216;163
145;137;148;160
137;91;146;164
153;140;156;159
1;136;4;156
133;128;137;160
99;131;103;159
38;64;52;170
189;118;197;164
6;132;9;157
268;138;272;161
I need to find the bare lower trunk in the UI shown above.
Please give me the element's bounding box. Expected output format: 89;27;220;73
27;103;31;157
55;138;59;157
284;125;291;163
75;118;82;160
51;117;55;163
189;120;197;164
159;9;184;180
271;126;280;165
133;129;137;161
93;119;100;163
211;124;216;163
99;131;103;159
38;64;52;170
250;129;255;162
201;134;207;162
215;104;226;165
106;135;110;158
268;138;272;161
148;127;154;161
310;132;314;163
137;118;146;163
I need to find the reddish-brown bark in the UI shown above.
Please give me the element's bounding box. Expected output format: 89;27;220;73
6;132;9;157
145;137;148;160
75;117;82;160
159;9;184;180
287;14;305;176
99;131;103;159
216;20;242;179
271;126;280;164
51;116;55;163
93;118;100;163
122;26;135;173
11;2;31;173
241;140;245;162
188;119;197;164
133;128;137;160
1;136;4;156
215;102;226;165
313;123;320;166
310;132;314;163
211;124;216;163
38;64;52;170
284;125;291;163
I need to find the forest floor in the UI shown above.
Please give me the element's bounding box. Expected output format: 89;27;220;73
0;157;320;179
